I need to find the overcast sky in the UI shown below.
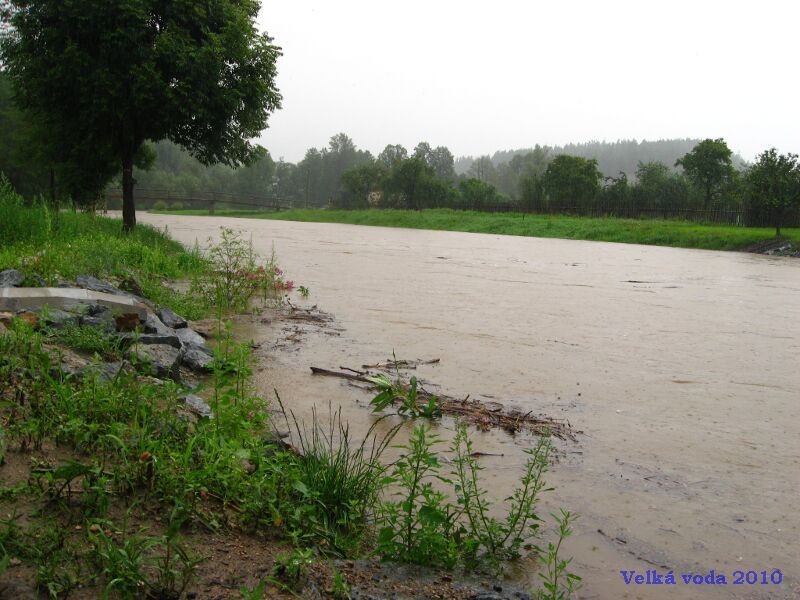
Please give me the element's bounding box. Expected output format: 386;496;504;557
256;0;799;163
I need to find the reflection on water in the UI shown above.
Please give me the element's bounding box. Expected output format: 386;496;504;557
141;213;800;599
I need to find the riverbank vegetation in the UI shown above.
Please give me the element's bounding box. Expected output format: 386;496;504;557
1;184;580;598
153;207;800;252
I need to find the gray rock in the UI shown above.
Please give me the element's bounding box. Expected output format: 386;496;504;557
76;275;126;296
143;312;173;336
119;332;181;349
128;343;181;379
0;269;25;287
90;361;127;382
119;274;145;297
42;308;80;329
86;304;110;317
32;275;47;287
176;327;205;348
79;311;116;332
180;394;213;419
181;343;214;372
157;307;187;329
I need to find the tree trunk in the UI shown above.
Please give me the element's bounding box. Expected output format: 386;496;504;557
122;152;136;232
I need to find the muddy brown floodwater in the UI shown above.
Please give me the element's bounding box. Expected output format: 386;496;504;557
140;213;799;599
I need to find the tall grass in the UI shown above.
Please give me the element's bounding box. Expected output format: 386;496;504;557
0;176;207;317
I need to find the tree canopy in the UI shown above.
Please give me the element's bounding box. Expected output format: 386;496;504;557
1;0;282;229
744;149;800;236
675;138;735;209
542;155;602;207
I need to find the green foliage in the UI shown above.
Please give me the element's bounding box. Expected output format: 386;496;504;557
129;140;278;209
458;178;507;210
451;424;550;569
0;178;208;318
535;510;582;600
191;227;291;313
298;286;310;299
271;547;315;590
377;424;564;576
339;161;387;209
1;0;282;227
366;373;442;419
284;406;398;554
329;563;351;599
676;138;736;209
50;323;123;361
377;425;461;568
89;521;201;600
542;155;603;207
744;148;800;235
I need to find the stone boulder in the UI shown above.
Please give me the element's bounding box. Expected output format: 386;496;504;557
179;393;213;419
119;331;181;349
128;343;181;379
143;312;173;336
181;343;214;373
76;275;127;297
176;327;205;348
0;269;25;288
157;307;187;329
43;309;80;330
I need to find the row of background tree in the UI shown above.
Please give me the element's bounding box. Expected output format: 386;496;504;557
2;70;798;230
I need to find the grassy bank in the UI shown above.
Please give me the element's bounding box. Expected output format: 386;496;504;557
156;207;800;252
0;178;208;318
1;183;579;598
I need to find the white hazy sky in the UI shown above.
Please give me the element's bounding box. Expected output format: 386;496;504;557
256;0;799;163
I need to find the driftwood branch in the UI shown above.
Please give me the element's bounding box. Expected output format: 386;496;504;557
310;365;576;440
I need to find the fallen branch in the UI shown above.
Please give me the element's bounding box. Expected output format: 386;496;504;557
361;358;441;370
310;365;576;440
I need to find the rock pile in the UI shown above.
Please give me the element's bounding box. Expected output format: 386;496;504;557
0;269;214;381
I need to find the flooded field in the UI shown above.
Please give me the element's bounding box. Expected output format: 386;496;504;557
140;213;799;599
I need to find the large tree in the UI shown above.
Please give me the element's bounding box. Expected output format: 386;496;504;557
1;0;281;230
744;148;800;236
675;138;735;210
542;155;602;207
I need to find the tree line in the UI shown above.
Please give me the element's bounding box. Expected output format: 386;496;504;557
1;1;798;234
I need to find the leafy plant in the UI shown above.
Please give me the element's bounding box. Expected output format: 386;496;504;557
329;563;351;599
271;547;315;590
366;373;441;419
535;510;582;600
376;425;460;568
297;286;310;298
451;423;552;570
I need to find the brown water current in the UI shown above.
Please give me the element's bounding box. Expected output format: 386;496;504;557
140;213;800;599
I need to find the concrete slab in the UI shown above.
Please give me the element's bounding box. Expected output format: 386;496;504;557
0;288;148;319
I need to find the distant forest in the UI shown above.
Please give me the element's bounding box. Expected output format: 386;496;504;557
128;137;748;204
455;139;748;178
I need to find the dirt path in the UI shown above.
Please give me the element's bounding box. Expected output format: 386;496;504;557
140;213;800;599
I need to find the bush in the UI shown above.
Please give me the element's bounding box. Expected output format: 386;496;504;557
151;200;168;210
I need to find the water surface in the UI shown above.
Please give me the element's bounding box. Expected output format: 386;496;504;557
141;213;799;599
